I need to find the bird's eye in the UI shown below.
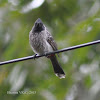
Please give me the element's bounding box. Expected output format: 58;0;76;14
35;23;37;26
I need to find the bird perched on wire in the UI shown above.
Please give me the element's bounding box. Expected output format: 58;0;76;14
29;18;65;79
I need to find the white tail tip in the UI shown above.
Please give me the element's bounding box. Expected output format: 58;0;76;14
55;73;65;79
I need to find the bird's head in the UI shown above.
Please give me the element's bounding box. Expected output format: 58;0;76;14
33;18;45;32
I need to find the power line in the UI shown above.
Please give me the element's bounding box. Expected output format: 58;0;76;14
0;40;100;66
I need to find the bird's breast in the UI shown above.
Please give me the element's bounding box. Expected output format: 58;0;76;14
29;31;53;55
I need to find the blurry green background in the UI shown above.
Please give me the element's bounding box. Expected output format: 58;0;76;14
0;0;100;100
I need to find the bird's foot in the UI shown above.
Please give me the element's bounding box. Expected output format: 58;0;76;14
44;52;48;57
33;54;37;60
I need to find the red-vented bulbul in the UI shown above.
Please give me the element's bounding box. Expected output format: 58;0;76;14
29;18;65;79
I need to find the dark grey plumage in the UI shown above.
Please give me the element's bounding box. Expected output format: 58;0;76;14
29;18;65;79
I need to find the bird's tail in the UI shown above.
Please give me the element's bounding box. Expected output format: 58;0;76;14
49;55;65;79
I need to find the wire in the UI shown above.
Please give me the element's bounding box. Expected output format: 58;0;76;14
0;40;100;66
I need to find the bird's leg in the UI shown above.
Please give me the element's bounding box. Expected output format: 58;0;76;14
33;54;37;60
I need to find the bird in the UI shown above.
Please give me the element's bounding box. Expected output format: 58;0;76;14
29;18;65;79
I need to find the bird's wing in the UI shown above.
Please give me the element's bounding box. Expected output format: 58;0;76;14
46;31;58;51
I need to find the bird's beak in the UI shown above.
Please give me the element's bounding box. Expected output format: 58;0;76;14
35;18;43;27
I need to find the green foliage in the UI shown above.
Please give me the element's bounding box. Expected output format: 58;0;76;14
0;0;100;100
